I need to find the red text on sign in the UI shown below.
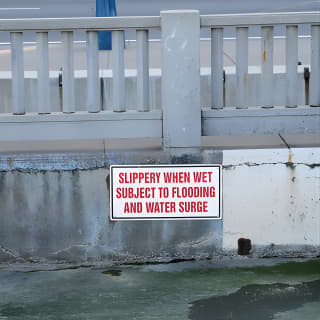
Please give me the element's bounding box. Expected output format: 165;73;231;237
193;171;213;183
146;202;176;213
119;172;161;184
179;201;208;213
116;187;156;199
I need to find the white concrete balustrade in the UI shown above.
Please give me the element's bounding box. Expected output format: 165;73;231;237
0;11;319;143
201;11;320;109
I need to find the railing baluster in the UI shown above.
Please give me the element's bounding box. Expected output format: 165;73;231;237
136;30;150;112
261;26;274;108
310;25;320;107
211;27;224;109
62;31;75;113
36;32;50;114
286;25;298;108
10;32;24;115
86;31;100;113
236;27;248;108
112;30;125;112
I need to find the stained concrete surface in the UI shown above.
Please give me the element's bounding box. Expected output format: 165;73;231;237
0;148;223;263
0;141;319;263
0;259;320;319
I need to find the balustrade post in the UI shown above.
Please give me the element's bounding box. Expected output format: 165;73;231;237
310;25;320;107
286;25;298;108
11;32;24;115
161;10;201;148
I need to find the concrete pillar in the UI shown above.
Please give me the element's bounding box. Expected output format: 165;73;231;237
112;30;125;112
236;27;248;109
161;10;201;148
211;27;224;109
260;26;274;108
310;25;320;107
136;30;150;112
11;32;25;115
62;31;75;113
286;25;298;108
86;31;101;113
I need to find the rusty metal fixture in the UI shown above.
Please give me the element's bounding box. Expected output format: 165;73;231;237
304;67;310;105
238;238;252;255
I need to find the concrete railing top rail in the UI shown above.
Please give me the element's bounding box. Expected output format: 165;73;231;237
0;16;161;31
0;11;319;31
200;11;320;27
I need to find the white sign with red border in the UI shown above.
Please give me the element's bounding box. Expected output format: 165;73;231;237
110;165;222;220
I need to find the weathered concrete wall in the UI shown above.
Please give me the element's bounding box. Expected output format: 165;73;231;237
223;148;320;257
0;146;319;264
0;148;223;263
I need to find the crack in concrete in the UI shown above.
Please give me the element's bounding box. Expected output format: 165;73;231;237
0;245;35;263
279;133;291;149
179;238;210;247
22;264;93;273
177;233;217;249
223;162;320;169
50;245;88;256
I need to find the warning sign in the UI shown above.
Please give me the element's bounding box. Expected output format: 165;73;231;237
110;165;222;220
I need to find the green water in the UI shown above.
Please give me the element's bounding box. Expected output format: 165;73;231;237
0;259;319;320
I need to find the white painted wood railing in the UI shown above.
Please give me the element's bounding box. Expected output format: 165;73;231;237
202;12;320;109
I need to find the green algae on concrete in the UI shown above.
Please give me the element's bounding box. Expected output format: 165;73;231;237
0;259;319;320
189;280;320;320
101;269;122;276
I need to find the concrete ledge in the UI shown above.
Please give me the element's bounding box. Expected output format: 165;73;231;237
202;106;320;136
0;110;163;122
0;134;318;153
202;135;287;149
0;111;162;142
0;135;318;171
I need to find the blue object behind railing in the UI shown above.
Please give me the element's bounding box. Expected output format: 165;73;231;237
96;0;117;50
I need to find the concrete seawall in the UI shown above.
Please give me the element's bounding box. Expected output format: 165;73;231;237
0;140;319;263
